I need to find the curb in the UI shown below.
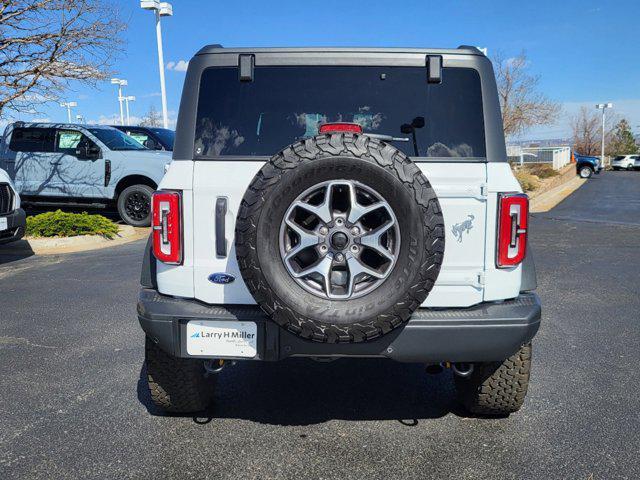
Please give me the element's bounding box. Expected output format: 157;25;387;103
530;176;586;213
0;225;149;256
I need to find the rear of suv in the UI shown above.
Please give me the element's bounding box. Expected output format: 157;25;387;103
138;46;541;416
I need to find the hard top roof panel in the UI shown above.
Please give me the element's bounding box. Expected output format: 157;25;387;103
195;45;484;57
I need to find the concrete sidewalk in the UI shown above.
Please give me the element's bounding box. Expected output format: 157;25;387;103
530;175;586;212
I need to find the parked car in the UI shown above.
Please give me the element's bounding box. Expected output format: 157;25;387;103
138;45;541;416
0;167;26;244
0;123;171;226
611;155;639;171
111;125;174;151
574;153;603;178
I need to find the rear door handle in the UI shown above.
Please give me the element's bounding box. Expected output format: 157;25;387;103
215;197;228;257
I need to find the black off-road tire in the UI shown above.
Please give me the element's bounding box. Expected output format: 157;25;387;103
236;132;445;343
455;343;532;416
117;184;154;227
145;337;216;413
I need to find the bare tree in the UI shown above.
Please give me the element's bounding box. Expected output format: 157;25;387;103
569;106;618;156
139;105;162;127
493;51;561;137
0;0;125;116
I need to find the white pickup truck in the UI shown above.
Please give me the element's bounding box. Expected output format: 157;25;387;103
137;45;541;416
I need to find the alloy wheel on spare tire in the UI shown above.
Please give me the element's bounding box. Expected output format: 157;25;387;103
117;184;154;227
235;132;445;343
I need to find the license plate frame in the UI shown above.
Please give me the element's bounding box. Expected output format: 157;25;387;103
186;320;257;358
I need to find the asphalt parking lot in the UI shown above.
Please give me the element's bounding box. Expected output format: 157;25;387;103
1;171;639;479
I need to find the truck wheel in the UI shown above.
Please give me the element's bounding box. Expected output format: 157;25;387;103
455;343;532;416
236;132;445;343
145;337;216;413
578;166;593;179
117;184;154;227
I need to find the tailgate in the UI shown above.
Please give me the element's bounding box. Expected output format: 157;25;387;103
191;160;488;308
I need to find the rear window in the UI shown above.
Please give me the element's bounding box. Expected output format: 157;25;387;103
194;66;486;158
9;127;55;152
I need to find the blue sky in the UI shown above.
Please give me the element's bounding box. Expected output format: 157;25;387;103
7;0;640;140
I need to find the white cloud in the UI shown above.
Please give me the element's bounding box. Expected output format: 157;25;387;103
166;59;189;72
31;117;51;123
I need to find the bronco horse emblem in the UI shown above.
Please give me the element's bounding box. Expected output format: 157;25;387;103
452;215;475;243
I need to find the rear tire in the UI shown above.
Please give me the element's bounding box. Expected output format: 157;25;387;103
455;343;532;416
626;164;634;171
145;337;216;413
117;184;154;227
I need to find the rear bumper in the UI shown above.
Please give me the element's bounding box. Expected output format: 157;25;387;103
0;208;26;245
138;289;542;363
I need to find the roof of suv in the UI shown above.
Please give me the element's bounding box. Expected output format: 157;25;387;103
7;122;116;130
196;45;486;56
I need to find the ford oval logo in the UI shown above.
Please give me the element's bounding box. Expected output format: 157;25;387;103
208;273;235;284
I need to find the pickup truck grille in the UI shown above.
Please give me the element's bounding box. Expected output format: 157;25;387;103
0;183;15;215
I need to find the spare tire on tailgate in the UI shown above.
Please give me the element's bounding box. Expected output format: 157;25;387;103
236;132;445;343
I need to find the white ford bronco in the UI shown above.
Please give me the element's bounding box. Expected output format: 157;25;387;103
138;45;541;416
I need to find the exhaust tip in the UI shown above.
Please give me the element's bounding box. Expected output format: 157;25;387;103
451;362;474;378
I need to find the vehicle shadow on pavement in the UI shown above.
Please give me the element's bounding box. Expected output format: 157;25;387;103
0;239;35;265
137;358;467;425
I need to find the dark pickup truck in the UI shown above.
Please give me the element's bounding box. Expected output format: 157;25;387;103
574;153;603;178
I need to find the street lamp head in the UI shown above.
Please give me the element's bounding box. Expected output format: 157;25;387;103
111;78;127;86
159;2;173;16
126;96;136;101
141;0;172;15
68;102;77;107
140;0;159;9
596;103;613;109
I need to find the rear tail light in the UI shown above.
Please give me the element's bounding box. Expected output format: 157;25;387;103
497;193;528;268
152;190;182;265
319;122;363;134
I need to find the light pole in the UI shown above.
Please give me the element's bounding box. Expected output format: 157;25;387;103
596;103;613;169
60;101;77;123
123;95;136;125
111;78;128;125
76;114;85;124
140;1;173;129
